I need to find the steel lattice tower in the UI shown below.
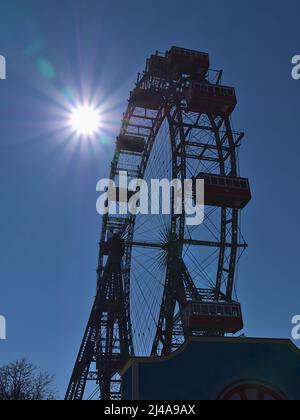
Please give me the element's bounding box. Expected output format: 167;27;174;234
66;235;133;400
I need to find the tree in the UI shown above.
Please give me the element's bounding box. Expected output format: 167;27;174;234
0;358;57;400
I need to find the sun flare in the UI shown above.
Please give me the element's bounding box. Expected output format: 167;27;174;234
70;104;101;136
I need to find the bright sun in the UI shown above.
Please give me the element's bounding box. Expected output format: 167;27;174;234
70;105;101;136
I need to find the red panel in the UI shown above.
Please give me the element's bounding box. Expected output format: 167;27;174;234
148;55;169;77
117;136;145;153
188;315;243;334
187;89;237;117
168;48;210;76
130;89;163;110
204;185;251;209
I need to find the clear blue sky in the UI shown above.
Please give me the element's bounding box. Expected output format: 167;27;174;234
0;0;299;399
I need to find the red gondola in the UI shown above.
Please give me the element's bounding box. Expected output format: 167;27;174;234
117;135;145;154
182;301;243;334
147;54;169;78
167;46;209;78
195;173;251;209
129;87;163;110
187;82;237;117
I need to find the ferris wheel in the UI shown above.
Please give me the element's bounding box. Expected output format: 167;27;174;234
66;46;251;400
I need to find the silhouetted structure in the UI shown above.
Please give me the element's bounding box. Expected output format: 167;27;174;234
66;47;250;400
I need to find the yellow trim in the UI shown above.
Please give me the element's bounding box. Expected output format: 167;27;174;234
121;336;300;376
